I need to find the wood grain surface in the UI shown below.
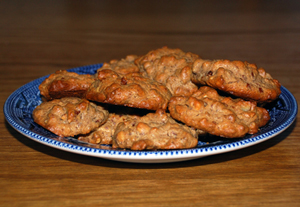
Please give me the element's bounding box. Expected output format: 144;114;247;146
1;0;299;206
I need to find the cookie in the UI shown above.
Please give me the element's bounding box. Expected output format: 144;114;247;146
86;69;172;110
33;97;109;137
168;86;270;138
78;113;138;145
99;55;140;75
112;109;199;150
191;59;281;103
135;46;199;96
39;70;96;101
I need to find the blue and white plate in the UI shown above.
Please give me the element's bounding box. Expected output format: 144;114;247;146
4;64;298;163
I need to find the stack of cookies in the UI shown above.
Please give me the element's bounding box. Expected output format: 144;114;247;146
32;47;281;150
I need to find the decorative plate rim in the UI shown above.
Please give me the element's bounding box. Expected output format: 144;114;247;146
3;63;298;163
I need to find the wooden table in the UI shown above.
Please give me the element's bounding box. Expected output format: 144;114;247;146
1;0;299;206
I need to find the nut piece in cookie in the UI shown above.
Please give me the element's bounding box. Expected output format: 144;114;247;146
112;109;199;150
78;113;139;145
135;46;199;96
168;86;270;138
99;55;140;75
86;69;172;111
33;97;109;137
39;70;96;101
192;59;281;103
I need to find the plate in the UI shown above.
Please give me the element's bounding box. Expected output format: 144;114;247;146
4;64;298;163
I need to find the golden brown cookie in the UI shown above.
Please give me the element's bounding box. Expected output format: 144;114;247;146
86;69;172;111
168;86;270;138
78;113;139;145
112;110;199;150
191;59;281;103
99;55;140;75
39;70;96;101
135;46;199;96
33;97;109;137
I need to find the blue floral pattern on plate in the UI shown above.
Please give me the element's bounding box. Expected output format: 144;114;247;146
4;64;298;163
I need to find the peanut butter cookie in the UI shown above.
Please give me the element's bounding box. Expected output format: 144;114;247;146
112;110;199;150
135;46;199;96
99;55;140;75
168;86;270;138
78;113;139;145
33;97;109;137
191;59;281;103
39;70;95;101
86;69;172;110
